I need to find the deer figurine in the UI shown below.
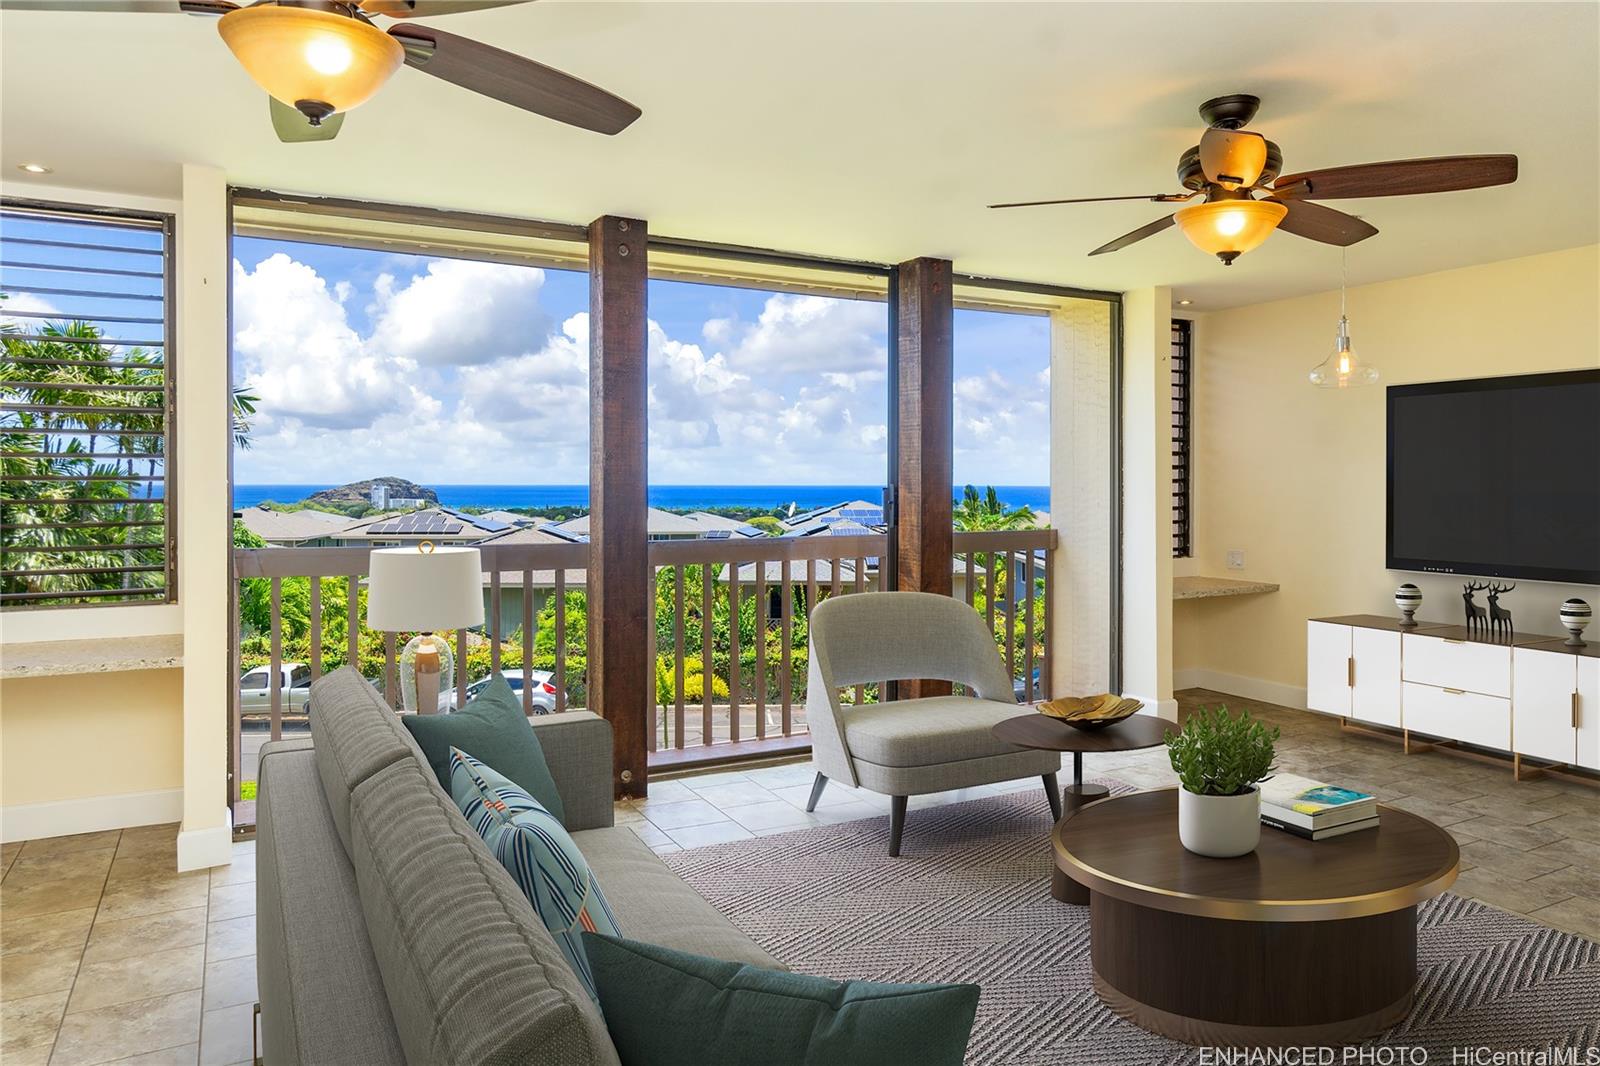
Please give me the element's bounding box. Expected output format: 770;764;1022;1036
1462;581;1489;635
1487;582;1515;638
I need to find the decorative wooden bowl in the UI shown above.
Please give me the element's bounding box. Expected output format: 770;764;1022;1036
1038;693;1144;731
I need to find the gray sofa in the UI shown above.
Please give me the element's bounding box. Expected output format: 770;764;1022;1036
256;666;778;1066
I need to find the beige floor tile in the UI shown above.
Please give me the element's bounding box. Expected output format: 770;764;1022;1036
1457;840;1571;880
640;798;727;830
4;1041;54;1066
205;884;254;924
51;990;202;1066
205;852;255;889
1524;895;1600;942
204;917;254;964
0;947;79;1001
198;1002;254;1066
1445;815;1568;851
0;908;96;958
808;801;885;826
1533;812;1600;845
1449;794;1563;827
684;781;779;809
1451;865;1575;913
201;955;256;1011
1526;866;1600;900
103;1043;199;1065
0;988;68;1057
1530;836;1600;868
115;825;180;858
665;821;755;849
650;843;683;855
106;853;182;885
630;780;696;806
724;800;819;833
68;944;205;1014
0;875;107;920
96;873;210;923
2;848;115;890
83;908;206;967
1384;795;1481;827
1;842;20;879
16;832;120;859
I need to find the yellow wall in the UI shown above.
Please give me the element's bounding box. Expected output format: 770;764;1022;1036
1;671;184;806
1174;244;1600;701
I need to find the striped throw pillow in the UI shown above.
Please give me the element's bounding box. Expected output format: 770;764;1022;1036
449;747;621;1001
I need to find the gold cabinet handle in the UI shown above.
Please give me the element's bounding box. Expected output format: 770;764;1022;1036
1443;638;1466;645
1443;687;1465;695
1347;657;1355;688
1574;691;1582;730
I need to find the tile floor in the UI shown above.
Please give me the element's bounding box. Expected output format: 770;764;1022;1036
3;689;1597;1063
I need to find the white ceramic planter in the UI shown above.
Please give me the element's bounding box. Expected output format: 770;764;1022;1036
1177;787;1261;858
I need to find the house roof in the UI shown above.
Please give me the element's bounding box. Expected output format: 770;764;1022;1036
476;525;578;547
236;506;355;544
339;507;508;541
478;510;538;527
555;507;762;539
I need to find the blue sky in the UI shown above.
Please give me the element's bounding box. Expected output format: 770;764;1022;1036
226;236;1050;486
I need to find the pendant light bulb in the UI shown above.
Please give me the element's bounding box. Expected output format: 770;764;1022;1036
1310;250;1380;388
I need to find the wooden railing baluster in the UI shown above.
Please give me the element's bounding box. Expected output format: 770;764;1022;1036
781;562;793;736
1024;552;1036;703
269;577;282;742
554;568;567;715
1004;549;1016;689
308;576;322;681
489;569;502;673
674;565;686;750
754;563;767;739
729;562;741;744
521;569;533;717
702;562;714;747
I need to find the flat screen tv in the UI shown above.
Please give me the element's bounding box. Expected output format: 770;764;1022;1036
1387;369;1600;585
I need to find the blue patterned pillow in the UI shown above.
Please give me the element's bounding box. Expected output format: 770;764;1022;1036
449;747;621;1000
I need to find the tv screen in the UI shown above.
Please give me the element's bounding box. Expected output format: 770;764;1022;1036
1387;369;1600;585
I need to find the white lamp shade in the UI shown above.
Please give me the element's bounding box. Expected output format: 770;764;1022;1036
366;546;485;632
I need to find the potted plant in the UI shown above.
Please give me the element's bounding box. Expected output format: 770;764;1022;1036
1165;705;1279;858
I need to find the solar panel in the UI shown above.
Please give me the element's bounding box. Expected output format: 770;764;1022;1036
703;529;732;540
840;508;883;524
735;524;766;538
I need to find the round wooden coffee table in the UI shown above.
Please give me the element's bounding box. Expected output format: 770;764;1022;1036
1053;788;1458;1047
991;713;1170;903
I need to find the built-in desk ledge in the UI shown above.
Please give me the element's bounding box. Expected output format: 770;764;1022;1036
0;634;183;679
1174;576;1280;601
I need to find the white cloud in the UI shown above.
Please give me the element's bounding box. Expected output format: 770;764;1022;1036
369;258;550;367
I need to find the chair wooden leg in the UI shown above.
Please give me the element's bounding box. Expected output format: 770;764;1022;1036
888;796;907;857
804;773;828;812
1042;772;1062;822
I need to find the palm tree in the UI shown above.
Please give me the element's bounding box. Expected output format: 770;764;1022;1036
953;484;1036;532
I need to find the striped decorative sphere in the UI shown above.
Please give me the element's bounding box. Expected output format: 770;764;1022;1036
1559;599;1591;645
1395;584;1422;610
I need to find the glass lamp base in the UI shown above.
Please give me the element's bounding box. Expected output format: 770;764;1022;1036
400;633;455;714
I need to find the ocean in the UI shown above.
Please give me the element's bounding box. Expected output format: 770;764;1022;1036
233;484;1051;513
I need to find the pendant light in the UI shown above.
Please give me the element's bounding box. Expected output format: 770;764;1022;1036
1172;198;1287;265
218;4;404;125
1309;249;1379;388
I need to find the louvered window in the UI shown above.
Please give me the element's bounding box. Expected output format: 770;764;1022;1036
1;201;175;608
1171;318;1192;559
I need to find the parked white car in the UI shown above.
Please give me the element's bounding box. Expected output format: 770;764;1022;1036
240;663;312;728
464;670;559;715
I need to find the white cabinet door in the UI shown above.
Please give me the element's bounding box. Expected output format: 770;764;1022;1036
1512;648;1576;764
1403;682;1511;750
1351;628;1402;728
1307;622;1352;717
1578;658;1600;771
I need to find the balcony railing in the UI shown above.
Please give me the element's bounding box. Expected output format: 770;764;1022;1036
229;527;1056;821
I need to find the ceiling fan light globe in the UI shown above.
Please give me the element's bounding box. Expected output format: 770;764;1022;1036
1173;199;1287;262
218;5;403;117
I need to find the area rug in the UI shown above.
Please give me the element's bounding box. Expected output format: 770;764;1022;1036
662;785;1600;1064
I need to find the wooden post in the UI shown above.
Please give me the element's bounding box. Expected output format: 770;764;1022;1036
895;257;954;699
588;215;650;798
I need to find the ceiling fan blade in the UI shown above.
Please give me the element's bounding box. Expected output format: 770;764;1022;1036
388;23;640;134
361;0;532;18
989;193;1192;210
1274;155;1517;200
1269;198;1378;246
0;0;233;10
1089;214;1175;256
270;96;345;143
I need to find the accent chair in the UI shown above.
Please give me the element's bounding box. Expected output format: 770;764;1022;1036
805;591;1062;856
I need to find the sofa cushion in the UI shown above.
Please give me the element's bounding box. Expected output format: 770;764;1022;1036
842;695;1032;768
450;749;620;1001
404;675;566;823
348;753;620;1066
572;826;781;970
582;933;979;1066
307;667;425;854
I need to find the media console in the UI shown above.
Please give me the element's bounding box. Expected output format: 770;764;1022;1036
1306;614;1599;781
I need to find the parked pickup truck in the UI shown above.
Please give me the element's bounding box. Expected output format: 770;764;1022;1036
239;663;313;730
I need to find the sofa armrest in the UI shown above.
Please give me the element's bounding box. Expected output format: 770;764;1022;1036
529;711;614;830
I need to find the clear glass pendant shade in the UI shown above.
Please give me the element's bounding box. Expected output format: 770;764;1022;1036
1310;251;1379;388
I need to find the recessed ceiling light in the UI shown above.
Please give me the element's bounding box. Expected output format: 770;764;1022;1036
1177;298;1194;306
17;163;52;175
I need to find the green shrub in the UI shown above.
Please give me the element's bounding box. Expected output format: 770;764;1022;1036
1164;705;1279;797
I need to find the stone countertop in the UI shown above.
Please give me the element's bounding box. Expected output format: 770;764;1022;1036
1173;576;1280;601
0;634;184;679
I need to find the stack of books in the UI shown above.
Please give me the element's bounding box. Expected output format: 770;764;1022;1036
1260;774;1379;840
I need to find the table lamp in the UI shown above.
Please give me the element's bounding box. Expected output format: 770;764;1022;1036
366;543;484;714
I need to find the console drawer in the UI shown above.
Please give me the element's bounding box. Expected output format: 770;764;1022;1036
1403;633;1511;697
1403;681;1510;750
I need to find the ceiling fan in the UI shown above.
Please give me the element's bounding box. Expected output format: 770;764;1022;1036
0;0;641;143
989;94;1517;264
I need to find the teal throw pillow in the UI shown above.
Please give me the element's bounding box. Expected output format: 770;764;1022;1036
581;932;979;1066
451;748;620;1002
402;673;565;823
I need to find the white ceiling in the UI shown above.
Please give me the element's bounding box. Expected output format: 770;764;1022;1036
2;1;1596;309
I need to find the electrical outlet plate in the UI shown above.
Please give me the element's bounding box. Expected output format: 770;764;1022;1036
1226;550;1245;570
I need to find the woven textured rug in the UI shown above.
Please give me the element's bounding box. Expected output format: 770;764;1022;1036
663;785;1600;1064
